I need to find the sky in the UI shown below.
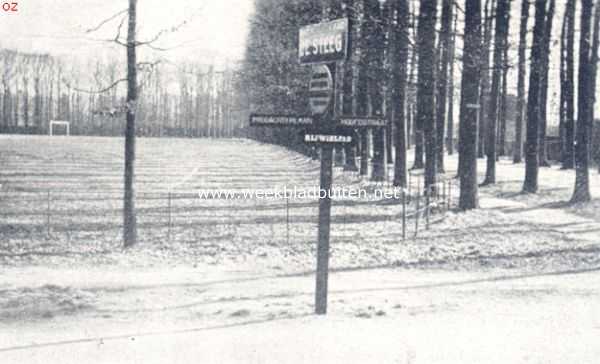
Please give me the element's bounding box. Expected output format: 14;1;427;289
0;0;255;66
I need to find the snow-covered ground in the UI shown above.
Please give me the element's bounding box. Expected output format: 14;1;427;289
1;135;600;363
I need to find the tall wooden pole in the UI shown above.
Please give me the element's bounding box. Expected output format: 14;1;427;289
315;63;336;315
315;142;333;315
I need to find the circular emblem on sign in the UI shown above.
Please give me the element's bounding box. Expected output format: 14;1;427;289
309;65;333;116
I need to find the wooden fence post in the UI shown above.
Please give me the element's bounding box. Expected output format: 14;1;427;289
426;186;430;230
167;191;172;242
47;190;51;238
402;189;407;240
286;193;290;245
414;191;420;237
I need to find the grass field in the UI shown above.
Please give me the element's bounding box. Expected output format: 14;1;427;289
1;134;600;272
2;135;600;363
0;135;426;270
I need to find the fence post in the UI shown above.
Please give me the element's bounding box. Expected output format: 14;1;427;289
448;179;452;209
47;190;51;238
426;186;430;230
414;190;420;237
442;179;447;212
402;188;407;240
286;193;290;245
167;191;172;243
408;173;412;204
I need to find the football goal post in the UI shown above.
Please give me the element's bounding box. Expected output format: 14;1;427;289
49;121;70;136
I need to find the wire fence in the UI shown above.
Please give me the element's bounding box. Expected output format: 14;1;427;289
0;173;457;246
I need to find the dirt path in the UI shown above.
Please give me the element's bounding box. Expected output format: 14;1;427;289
1;265;600;364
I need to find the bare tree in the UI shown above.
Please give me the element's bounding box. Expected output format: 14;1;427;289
392;0;409;187
410;1;424;170
435;0;453;173
123;0;138;247
483;0;510;186
571;0;594;202
478;0;494;159
459;0;483;210
498;35;509;157
343;0;359;172
416;0;437;190
561;0;576;169
369;0;387;182
1;50;18;128
538;0;555;167
446;12;458;156
514;0;529;164
523;0;546;193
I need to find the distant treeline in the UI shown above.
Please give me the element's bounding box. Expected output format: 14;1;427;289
0;49;244;137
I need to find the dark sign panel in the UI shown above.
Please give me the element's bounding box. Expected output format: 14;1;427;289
250;114;314;127
304;133;352;144
338;117;388;127
299;18;349;65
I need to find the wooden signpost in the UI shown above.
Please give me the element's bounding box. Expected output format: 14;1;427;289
250;114;314;127
251;17;388;315
337;117;387;128
298;18;352;316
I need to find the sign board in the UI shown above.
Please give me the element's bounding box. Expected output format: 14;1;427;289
466;104;481;109
337;117;387;128
299;18;349;65
304;133;352;144
250;114;314;127
309;65;333;115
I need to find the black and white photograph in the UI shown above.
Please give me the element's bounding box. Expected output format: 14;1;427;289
1;0;600;363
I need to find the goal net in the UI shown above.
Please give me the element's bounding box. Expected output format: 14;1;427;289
49;121;70;136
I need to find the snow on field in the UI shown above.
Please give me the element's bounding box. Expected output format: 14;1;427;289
1;135;600;363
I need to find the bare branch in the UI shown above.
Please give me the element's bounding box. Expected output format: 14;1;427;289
62;59;161;95
86;8;128;34
63;77;127;94
113;16;128;46
135;7;204;48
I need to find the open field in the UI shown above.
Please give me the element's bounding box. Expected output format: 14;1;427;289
2;135;600;363
0;135;452;270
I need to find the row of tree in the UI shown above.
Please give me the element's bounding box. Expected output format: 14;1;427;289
240;0;600;209
0;49;240;137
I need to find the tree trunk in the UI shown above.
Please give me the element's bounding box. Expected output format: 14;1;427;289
498;9;511;159
357;1;370;176
343;0;359;172
514;0;529;164
588;0;600;173
416;0;437;190
483;0;510;186
559;2;568;167
123;0;138;247
393;0;409;188
571;0;593;203
478;0;494;159
446;13;457;156
13;77;19;127
538;0;555;167
562;0;576;169
368;0;386;182
498;39;508;157
23;78;29;128
34;78;41;128
435;0;453;174
458;0;482;210
523;0;546;193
